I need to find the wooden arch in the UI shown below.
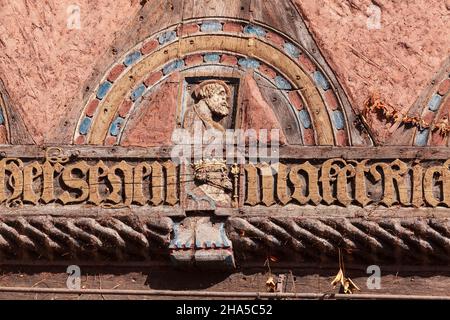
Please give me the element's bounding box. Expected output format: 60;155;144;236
73;7;373;147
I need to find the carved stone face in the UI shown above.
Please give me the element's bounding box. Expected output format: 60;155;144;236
206;85;229;117
194;165;233;192
197;82;230;117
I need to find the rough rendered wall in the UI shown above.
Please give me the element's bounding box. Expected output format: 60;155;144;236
294;0;450;142
0;0;448;144
0;0;141;144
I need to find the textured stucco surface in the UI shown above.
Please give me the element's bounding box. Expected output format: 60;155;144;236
0;0;141;144
295;0;450;143
0;0;448;144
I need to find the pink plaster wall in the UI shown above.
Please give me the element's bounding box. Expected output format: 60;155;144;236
294;0;450;142
0;0;448;145
0;0;141;144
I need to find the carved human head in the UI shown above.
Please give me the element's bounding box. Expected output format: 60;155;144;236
194;80;230;117
193;159;233;191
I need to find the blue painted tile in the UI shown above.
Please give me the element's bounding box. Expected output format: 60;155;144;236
158;30;177;45
298;109;312;129
201;21;223;32
109;117;125;137
415;129;430;146
79;117;92;135
163;59;185;75
428;94;443;112
275;76;292;90
123;51;142;67
244;24;266;37
0;109;4;125
131;84;146;102
314;71;330;91
204;53;221;63
219;224;231;248
238;58;260;69
205;241;212;248
96;81;112;100
332;110;345;130
195;238;202;249
284;42;300;58
169;224;180;248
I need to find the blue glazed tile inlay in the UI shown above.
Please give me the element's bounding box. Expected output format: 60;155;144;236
244;24;266;37
428;93;443;112
298;109;312;129
415;129;430;146
123;51;142;67
219;224;230;248
96;81;112;100
158;30;177;45
169;223;180;249
238;58;260;69
109;117;125;137
163;59;185;75
313;71;331;91
79;117;92;135
201;21;223;32
131;84;146;102
332;110;346;130
0;109;4;125
204;53;221;63
284;42;300;58
275;76;292;90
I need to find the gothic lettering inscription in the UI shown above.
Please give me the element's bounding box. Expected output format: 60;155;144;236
2;156;450;208
244;159;450;208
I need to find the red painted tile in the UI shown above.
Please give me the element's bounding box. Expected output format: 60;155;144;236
438;79;450;96
141;39;159;55
118;100;133;118
266;31;285;47
259;64;277;79
104;136;117;146
75;135;86;145
288;91;304;111
144;71;163;87
324;90;339;110
85;99;99;117
107;64;126;82
178;23;200;36
302;128;315;145
299;54;316;73
185;54;204;66
336;130;349;146
422;110;436;125
220;54;238;65
223;22;243;33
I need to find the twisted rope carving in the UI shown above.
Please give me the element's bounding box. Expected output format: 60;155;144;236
227;217;450;263
0;216;172;261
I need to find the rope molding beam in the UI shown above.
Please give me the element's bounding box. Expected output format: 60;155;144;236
0;215;449;264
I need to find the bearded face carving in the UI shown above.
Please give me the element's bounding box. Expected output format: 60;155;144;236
182;80;231;133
